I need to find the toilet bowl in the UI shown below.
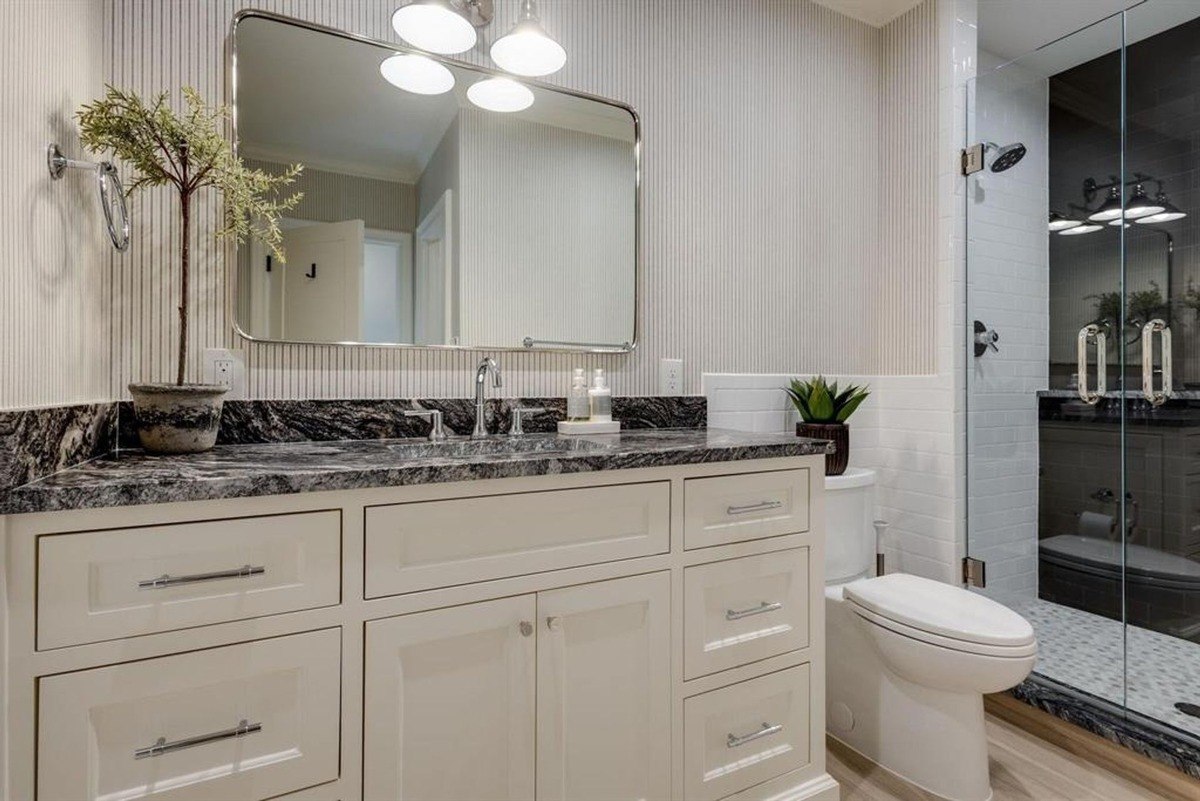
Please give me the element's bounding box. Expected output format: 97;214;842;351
824;470;1037;801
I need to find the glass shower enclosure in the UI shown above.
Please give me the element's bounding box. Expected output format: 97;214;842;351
966;3;1200;746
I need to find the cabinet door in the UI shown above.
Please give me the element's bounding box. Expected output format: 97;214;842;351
364;596;536;801
536;572;671;801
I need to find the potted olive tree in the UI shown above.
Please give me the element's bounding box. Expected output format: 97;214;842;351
785;376;870;476
78;86;302;453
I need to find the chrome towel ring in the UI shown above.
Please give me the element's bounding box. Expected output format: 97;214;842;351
47;142;131;252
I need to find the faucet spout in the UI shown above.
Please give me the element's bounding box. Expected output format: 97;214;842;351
473;357;502;438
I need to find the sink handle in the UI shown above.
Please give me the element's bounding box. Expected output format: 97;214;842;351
404;409;449;442
508;406;546;436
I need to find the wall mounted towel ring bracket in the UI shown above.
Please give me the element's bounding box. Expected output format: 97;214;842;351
46;142;131;252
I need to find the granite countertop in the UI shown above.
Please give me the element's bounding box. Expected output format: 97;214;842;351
0;428;833;515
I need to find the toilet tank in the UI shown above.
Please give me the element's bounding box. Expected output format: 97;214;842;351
824;468;877;584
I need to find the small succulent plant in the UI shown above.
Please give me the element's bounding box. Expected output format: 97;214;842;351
784;376;870;424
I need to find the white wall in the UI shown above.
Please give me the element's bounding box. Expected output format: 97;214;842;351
92;0;938;401
0;0;109;410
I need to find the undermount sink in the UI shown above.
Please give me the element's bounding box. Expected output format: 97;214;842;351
385;436;614;459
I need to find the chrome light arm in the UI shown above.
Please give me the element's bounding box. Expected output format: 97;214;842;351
1077;324;1107;405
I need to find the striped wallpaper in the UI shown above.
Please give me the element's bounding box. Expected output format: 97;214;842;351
0;0;109;410
3;0;939;407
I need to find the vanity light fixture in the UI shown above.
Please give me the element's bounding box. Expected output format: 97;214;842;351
1136;192;1186;224
1123;183;1164;219
380;53;456;95
391;0;478;54
489;0;566;77
1087;187;1125;222
467;77;534;112
1048;212;1082;232
1058;222;1104;235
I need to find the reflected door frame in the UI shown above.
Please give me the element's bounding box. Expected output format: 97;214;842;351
415;190;456;346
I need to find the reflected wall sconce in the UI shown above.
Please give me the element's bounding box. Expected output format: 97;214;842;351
1054;174;1188;235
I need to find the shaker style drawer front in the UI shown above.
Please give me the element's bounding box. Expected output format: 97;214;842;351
684;665;812;801
364;482;670;598
37;510;342;649
38;628;342;801
683;469;810;549
684;549;811;679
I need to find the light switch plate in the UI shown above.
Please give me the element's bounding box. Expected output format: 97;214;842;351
203;348;246;399
658;358;683;396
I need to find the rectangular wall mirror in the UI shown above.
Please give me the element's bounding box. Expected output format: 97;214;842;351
231;11;638;352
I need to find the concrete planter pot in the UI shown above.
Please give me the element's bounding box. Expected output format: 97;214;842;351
797;421;849;476
128;383;227;454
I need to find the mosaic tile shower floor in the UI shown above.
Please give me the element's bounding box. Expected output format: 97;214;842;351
1016;599;1200;739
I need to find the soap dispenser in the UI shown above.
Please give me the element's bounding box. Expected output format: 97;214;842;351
588;368;613;422
567;368;589;421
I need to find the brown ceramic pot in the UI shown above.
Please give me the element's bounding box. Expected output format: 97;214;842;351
129;383;227;454
797;421;849;476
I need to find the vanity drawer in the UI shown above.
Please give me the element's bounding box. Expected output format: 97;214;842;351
684;548;810;679
683;469;810;549
38;628;342;801
37;510;342;649
364;481;670;597
684;665;812;801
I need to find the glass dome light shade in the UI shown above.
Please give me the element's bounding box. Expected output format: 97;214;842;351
1048;212;1082;232
1059;223;1104;236
490;20;566;77
380;53;456;95
467;77;535;112
1123;184;1165;220
1088;187;1125;222
1134;193;1186;224
391;1;477;54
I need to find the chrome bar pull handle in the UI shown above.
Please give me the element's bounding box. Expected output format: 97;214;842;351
727;722;783;749
725;601;783;621
726;500;783;516
134;719;262;759
1142;319;1172;407
138;564;265;590
1077;324;1107;405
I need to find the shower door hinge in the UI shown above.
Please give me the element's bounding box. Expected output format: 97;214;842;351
963;556;987;588
961;143;984;176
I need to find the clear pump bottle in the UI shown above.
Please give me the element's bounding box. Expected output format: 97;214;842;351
588;368;613;422
567;368;590;421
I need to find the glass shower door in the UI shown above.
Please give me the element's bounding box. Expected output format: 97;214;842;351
965;12;1128;709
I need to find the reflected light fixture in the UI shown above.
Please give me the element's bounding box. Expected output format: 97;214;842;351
1123;183;1164;219
490;0;566;77
1087;187;1125;222
391;0;477;54
1136;192;1186;224
380;53;456;95
1058;222;1104;236
1048;212;1082;232
467;77;534;112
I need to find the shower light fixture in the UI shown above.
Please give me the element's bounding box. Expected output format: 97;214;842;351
1048;212;1082;232
1123;183;1164;219
1136;192;1187;224
380;53;456;95
490;0;566;77
467;77;534;112
1058;222;1104;236
1087;187;1125;222
391;0;480;54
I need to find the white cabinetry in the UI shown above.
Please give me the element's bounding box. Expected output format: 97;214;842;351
3;457;834;801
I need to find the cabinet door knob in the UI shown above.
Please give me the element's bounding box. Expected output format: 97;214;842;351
519;621;533;637
546;616;562;631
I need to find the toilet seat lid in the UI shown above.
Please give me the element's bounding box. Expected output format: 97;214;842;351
844;574;1036;649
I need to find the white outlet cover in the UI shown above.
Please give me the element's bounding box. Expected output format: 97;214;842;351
203;348;246;399
658;358;683;396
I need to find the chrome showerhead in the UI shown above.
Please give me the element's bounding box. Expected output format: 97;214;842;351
986;141;1027;173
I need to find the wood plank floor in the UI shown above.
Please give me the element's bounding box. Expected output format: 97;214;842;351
827;715;1167;800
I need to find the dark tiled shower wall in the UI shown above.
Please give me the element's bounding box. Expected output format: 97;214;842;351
0;403;117;490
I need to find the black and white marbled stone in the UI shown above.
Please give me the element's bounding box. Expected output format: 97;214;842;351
0;403;116;490
1009;678;1200;779
116;396;707;447
1;428;830;514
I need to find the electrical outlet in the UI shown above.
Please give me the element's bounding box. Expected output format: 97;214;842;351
658;358;683;396
203;348;246;399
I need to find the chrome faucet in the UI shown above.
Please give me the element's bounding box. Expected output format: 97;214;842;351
473;357;503;438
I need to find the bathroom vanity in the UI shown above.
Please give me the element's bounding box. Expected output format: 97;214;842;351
0;431;838;801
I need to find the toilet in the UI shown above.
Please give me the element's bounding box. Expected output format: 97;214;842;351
824;469;1037;801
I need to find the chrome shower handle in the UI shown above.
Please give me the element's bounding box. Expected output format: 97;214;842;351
1141;319;1172;407
1077;324;1107;405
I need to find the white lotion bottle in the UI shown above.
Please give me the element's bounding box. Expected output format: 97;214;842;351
588;368;613;422
567;368;589;421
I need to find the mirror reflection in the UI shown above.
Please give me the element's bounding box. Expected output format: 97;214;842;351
233;14;637;350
